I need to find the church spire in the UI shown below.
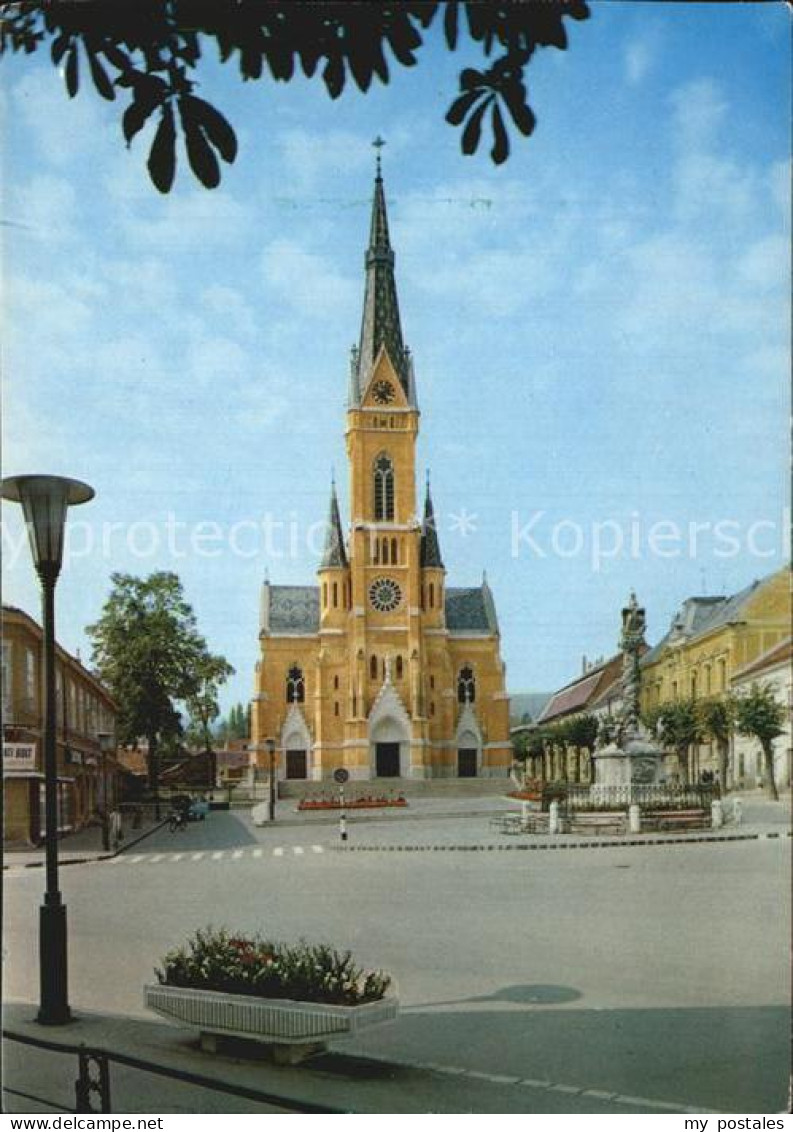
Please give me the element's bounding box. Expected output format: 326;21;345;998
420;476;444;569
320;479;348;569
351;139;411;405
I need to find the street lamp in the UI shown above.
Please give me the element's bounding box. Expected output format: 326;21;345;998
266;737;276;822
97;731;115;852
2;474;94;1026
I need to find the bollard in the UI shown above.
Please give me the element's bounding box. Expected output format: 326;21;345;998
711;799;723;829
549;800;560;835
732;797;742;826
628;804;641;834
339;814;347;842
521;801;531;829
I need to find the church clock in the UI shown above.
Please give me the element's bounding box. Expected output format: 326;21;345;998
372;379;396;405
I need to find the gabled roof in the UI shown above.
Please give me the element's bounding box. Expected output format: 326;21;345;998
445;586;499;634
538;653;623;723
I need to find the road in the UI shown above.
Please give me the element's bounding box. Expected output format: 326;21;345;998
3;809;790;1113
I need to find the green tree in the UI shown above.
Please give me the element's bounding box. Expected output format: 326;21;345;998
565;713;599;783
734;683;786;801
697;697;735;794
87;572;230;799
648;699;703;785
185;652;235;752
0;1;589;193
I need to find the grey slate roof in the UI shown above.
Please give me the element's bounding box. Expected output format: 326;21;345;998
320;483;348;570
445;586;499;634
350;169;412;404
510;692;553;726
641;578;765;666
266;586;320;635
420;484;444;569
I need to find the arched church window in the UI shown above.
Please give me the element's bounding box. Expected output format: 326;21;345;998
429;583;435;608
382;538;389;565
458;666;476;704
373;537;380;564
391;538;398;564
373;454;395;521
286;665;305;703
332;582;338;608
334;675;339;690
370;655;378;680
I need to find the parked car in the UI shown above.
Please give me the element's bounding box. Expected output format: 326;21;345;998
188;798;210;821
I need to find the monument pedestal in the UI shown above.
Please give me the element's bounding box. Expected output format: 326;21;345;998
591;734;663;804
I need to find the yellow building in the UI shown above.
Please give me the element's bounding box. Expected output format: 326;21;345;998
2;604;118;844
251;164;511;783
640;567;791;780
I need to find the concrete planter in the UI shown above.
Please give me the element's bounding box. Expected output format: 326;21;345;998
145;983;398;1061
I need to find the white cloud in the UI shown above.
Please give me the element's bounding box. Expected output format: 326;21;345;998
7;174;80;245
260;238;357;319
670;77;728;146
201;285;257;338
10;68;109;168
625;39;653;85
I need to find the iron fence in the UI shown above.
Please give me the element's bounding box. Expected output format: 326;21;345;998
2;1028;348;1115
551;782;718;815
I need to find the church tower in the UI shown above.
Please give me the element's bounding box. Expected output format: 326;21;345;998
252;152;511;785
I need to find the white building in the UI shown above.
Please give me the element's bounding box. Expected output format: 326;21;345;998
730;637;792;792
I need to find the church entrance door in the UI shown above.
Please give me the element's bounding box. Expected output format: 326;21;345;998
285;749;307;779
375;743;400;778
458;748;478;777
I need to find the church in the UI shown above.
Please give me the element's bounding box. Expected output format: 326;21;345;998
250;159;511;782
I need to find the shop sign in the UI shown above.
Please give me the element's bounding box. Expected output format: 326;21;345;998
2;742;37;771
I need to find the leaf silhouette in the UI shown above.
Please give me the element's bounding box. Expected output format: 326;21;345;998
491;101;509;164
148;102;176;194
64;42;79;98
87;46;115;100
461;95;492;156
445;88;481;127
180;100;221;189
182;96;237;164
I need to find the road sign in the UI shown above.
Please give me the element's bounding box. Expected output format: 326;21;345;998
333;768;349;784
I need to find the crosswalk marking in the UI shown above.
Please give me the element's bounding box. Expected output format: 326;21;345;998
211;851;224;860
171;854;184;862
253;848;263;858
98;844;328;869
273;847;285;857
232;850;244;859
293;847;304;856
149;855;165;864
191;852;204;861
311;845;324;854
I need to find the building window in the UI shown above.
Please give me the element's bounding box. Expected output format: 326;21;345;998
370;655;378;681
382;538;389;564
430;675;435;690
691;672;698;700
373;454;395;521
430;701;435;717
396;656;403;680
322;582;328;607
429;583;435;608
391;538;398;564
286;666;305;703
705;666;712;695
1;642;11;718
25;648;37;705
718;659;726;691
332;582;338;608
334;675;339;690
458;666;476;704
334;701;339;717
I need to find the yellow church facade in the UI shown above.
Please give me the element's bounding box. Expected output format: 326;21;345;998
250;164;511;782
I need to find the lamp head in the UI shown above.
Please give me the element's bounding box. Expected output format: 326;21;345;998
2;475;94;581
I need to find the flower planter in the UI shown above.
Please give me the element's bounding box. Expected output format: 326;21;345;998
145;983;399;1062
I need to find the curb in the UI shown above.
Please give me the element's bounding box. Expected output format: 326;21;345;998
330;833;791;851
3;820;169;870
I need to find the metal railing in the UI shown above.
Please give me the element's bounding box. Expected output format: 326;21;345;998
2;1029;348;1115
557;782;719;814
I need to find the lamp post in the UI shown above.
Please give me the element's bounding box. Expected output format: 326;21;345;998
2;474;94;1026
266;737;276;822
97;731;114;852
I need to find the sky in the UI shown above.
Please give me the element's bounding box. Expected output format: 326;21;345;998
1;2;790;715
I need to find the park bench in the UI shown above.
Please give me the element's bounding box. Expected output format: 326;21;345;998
567;812;627;836
653;809;709;832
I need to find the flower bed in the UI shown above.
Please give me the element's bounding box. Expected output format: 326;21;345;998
155;927;391;1005
298;795;407;811
147;927;397;1058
